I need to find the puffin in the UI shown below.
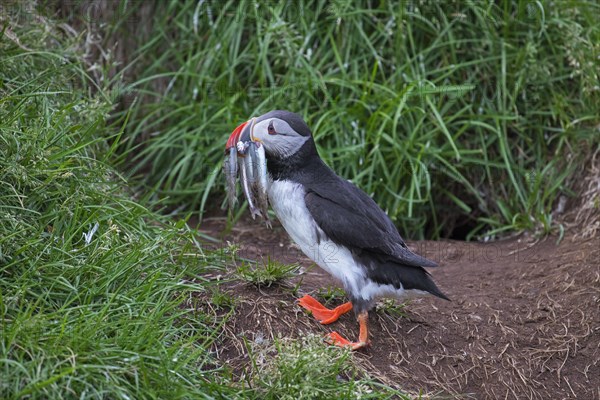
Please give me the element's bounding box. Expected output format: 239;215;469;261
225;110;449;350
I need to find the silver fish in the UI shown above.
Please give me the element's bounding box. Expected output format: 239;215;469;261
224;147;238;212
224;117;272;227
254;143;271;227
239;152;261;219
244;142;257;187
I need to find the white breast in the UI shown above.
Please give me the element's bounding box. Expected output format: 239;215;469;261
267;179;417;303
267;179;367;295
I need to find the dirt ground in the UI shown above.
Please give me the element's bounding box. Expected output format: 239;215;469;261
198;215;599;399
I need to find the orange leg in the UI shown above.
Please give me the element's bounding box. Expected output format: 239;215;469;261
327;311;370;350
297;294;353;324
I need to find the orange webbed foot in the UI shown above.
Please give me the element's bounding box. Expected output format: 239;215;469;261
297;294;353;325
326;331;369;350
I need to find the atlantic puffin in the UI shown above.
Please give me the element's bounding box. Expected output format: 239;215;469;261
225;110;449;350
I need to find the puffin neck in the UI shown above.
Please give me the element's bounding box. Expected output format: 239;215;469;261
267;138;321;181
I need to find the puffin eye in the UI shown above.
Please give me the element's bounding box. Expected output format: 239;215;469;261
268;121;277;135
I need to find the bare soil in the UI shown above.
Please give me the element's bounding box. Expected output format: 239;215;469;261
198;216;599;399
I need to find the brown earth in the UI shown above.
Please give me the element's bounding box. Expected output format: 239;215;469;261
197;215;599;399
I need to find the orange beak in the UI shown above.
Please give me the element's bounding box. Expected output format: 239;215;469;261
225;120;249;153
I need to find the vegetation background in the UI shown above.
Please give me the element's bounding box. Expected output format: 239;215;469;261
100;0;599;240
1;0;598;398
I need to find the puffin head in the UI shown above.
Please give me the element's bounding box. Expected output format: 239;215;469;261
226;110;313;159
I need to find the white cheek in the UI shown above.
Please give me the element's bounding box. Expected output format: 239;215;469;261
252;120;309;157
253;130;268;143
270;135;309;157
251;120;270;143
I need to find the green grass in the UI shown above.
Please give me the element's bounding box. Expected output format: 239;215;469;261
110;0;599;240
244;335;411;399
237;258;300;287
0;4;414;399
376;299;408;319
0;15;234;398
316;286;349;307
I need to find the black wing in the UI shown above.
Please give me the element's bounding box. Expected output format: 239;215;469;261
304;175;438;269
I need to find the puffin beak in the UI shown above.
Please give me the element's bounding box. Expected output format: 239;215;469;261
225;120;249;152
225;118;258;155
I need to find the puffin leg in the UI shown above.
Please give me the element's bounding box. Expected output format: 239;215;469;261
327;311;370;350
297;294;353;324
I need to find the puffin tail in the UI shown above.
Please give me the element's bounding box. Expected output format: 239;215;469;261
421;273;451;301
370;262;451;301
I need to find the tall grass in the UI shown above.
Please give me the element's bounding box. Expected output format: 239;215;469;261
0;13;240;398
114;0;599;239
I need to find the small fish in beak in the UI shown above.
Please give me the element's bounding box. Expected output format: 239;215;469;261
224;120;247;213
224;146;238;211
254;142;271;227
239;152;262;219
224;118;271;227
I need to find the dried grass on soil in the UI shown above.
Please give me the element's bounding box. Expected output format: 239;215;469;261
198;217;599;399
